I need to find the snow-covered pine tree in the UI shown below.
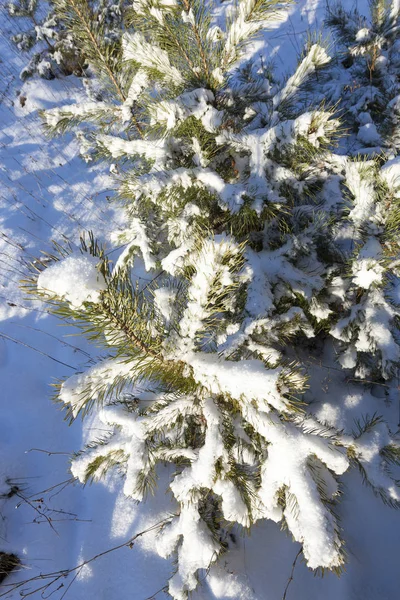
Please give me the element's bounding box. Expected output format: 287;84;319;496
328;155;400;382
303;0;400;155
7;0;125;80
25;0;400;597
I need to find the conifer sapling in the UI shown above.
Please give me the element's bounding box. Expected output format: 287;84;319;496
25;0;400;598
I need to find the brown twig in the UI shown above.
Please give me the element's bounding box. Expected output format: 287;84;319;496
25;478;76;502
26;448;71;457
15;491;59;537
144;584;169;599
282;547;302;600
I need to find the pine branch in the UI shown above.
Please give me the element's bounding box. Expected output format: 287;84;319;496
180;0;212;82
54;0;144;137
67;0;124;99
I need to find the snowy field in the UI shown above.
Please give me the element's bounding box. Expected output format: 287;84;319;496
0;1;399;599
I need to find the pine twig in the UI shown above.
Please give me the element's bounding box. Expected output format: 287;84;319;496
102;300;163;360
181;0;211;81
66;0;125;101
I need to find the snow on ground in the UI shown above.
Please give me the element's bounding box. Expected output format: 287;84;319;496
0;1;399;600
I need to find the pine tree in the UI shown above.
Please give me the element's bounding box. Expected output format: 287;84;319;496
304;0;400;155
25;1;400;598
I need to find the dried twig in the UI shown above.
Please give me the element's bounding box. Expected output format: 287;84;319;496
144;584;169;599
282;547;302;600
0;332;77;370
26;448;71;457
0;516;174;599
15;491;59;536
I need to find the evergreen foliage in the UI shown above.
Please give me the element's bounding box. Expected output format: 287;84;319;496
304;0;400;154
23;0;400;598
7;0;126;80
0;552;21;584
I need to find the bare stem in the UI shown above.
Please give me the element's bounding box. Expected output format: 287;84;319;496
282;547;302;600
0;516;175;598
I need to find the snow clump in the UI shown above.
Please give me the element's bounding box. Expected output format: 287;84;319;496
37;254;107;307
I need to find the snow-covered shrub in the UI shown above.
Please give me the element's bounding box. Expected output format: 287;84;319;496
7;0;126;80
27;0;400;598
301;0;400;155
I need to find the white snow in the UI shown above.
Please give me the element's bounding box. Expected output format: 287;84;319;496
355;28;371;42
352;237;384;289
273;44;330;109
188;352;286;412
97;133;169;164
121;69;149;123
44;101;112;127
37;254;107;307
357;122;381;145
150;88;223;132
59;358;135;416
381;155;400;189
153;287;176;324
243;408;349;569
353;422;400;503
156;503;220;599
112;218;157;272
345;160;377;228
352;259;384;288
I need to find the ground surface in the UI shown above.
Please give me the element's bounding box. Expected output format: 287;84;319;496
0;1;399;599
